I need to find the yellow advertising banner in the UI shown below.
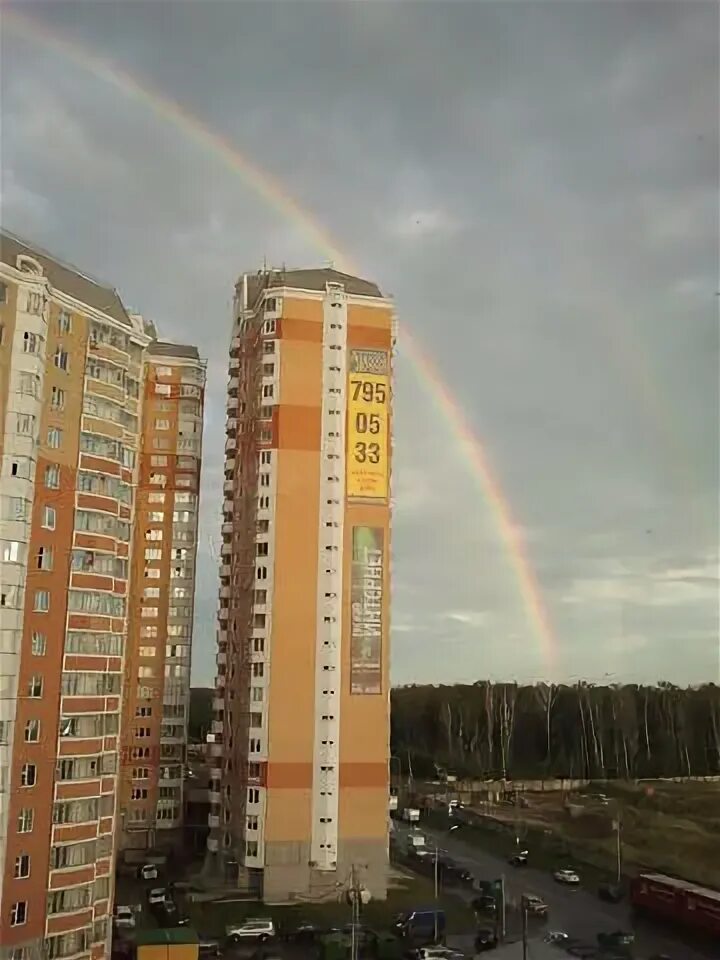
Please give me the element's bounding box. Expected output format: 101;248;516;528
346;350;390;500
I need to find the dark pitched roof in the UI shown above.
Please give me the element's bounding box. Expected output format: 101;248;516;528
147;340;202;361
241;267;384;308
0;230;132;328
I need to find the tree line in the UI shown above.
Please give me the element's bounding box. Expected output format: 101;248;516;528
391;682;720;781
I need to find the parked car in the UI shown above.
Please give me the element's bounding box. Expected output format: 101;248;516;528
147;887;167;905
288;921;323;943
138;863;158;880
113;906;136;930
554;869;580;885
509;850;528;867
394;909;446;945
226;919;275;944
523;894;548;917
598;882;624;903
412;947;463;960
474;928;497;952
197;940;222;958
471;895;497;915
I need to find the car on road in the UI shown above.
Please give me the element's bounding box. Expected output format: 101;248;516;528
509;850;528;867
138;863;159;880
147;887;167;905
554;868;580;885
288;921;323;943
474;928;497;952
113;905;136;930
523;894;548;917
597;930;634;952
197;940;222;958
226;919;276;944
544;931;568;945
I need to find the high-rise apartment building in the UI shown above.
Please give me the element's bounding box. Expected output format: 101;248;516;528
0;232;203;960
208;268;394;903
118;342;205;851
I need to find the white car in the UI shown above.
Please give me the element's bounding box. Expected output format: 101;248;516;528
113;905;136;930
138;863;158;880
147;887;167;905
544;931;569;944
416;948;464;960
226;918;275;943
553;869;580;885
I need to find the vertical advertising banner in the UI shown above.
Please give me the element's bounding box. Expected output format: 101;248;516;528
350;526;385;695
346;350;390;500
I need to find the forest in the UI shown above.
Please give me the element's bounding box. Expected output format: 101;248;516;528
390;682;720;781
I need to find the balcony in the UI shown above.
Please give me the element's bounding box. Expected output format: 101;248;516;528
225;437;237;454
226;418;237;436
213;696;224;712
220;540;232;558
229;355;240;372
228;377;239;396
217;651;227;666
211;719;224;735
223;498;233;513
218;607;228;622
224;457;236;474
223;478;234;496
219;584;230;600
208;742;223;759
221;521;233;536
207;837;219;852
220;564;231;579
208;814;221;829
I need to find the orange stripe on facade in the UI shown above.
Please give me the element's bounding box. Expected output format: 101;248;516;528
278;316;323;343
276;404;322;451
339;762;388;788
347;325;392;350
265;761;313;789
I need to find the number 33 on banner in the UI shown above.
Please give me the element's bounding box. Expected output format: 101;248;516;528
346;373;390;500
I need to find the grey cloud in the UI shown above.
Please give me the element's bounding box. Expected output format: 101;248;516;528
2;1;717;686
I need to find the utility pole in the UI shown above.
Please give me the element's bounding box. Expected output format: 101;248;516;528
349;864;361;960
434;843;439;942
615;811;622;884
499;874;506;942
521;895;528;960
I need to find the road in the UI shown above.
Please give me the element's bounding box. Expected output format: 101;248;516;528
394;823;716;959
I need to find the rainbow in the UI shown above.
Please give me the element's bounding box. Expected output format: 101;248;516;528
4;7;558;667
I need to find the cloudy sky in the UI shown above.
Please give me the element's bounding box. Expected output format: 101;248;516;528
2;1;718;687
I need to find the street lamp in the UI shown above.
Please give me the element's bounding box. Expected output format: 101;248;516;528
434;824;460;942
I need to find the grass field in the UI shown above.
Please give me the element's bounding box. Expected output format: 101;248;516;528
185;871;475;939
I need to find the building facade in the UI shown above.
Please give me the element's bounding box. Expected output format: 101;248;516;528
118;342;205;852
208;268;394;902
0;232;203;959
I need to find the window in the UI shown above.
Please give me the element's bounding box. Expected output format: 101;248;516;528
148;492;165;503
33;590;49;613
44;464;60;489
37;546;53;571
51;386;65;410
148;511;164;522
249;738;261;754
145;548;162;559
154;419;170;430
260;473;270;487
20;764;36;787
252;663;264;678
0;281;6;302
16;413;34;435
263;318;275;335
24;720;40;743
2;540;21;563
260;451;272;465
47;427;62;449
145;529;163;541
31;632;46;656
262;383;273;398
245;841;259;858
23;331;38;353
248;788;260;804
53;348;69;371
42;505;56;530
14;855;30;879
252;687;264;702
10;901;27;926
18;372;38;395
28;676;43;697
143;587;160;599
17;809;34;833
246;815;259;831
151;455;168;466
156;365;173;377
154;382;171;396
256;543;268;557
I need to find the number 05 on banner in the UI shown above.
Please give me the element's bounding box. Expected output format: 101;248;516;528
346;371;390;500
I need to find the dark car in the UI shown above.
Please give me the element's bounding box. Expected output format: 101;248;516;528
471;895;497;915
598;882;624;903
523;894;548;917
597;930;634;955
456;869;474;888
288;922;322;943
394;909;446;945
474;928;497;952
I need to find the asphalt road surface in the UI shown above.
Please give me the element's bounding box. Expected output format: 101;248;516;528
395;823;717;959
